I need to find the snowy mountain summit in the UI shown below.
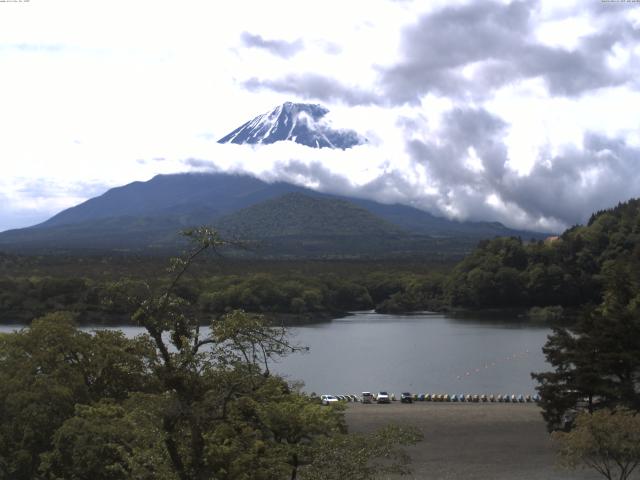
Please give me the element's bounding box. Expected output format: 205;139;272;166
217;102;365;149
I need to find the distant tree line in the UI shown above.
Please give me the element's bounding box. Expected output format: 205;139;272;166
0;270;446;325
2;200;640;323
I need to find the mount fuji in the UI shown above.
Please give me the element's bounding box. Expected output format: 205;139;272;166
217;102;365;149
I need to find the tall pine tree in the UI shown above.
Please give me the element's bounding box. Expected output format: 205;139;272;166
533;258;640;431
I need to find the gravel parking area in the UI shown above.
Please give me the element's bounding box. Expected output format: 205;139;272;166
345;402;601;480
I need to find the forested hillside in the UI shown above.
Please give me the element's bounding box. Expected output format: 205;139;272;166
369;199;640;314
216;192;403;237
442;199;640;310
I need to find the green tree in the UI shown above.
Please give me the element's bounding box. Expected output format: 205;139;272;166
40;400;174;480
553;408;640;480
531;324;606;430
113;229;301;479
0;312;155;480
532;254;640;431
256;390;346;478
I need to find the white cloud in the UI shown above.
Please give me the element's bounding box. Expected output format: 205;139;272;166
534;15;597;50
1;0;640;233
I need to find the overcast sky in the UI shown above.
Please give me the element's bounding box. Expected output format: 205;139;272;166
1;0;640;233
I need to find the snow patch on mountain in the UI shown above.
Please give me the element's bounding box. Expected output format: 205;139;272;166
218;102;366;149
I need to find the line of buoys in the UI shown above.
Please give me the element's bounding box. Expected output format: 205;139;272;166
455;349;534;381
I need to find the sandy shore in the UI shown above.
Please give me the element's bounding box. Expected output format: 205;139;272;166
345;402;600;480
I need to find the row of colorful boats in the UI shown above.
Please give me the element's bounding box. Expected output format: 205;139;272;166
329;393;541;403
402;393;541;403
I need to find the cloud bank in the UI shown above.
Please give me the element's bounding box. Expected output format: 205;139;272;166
224;0;640;233
179;101;640;235
2;0;640;234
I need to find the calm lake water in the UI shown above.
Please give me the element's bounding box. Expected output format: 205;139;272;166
0;311;552;396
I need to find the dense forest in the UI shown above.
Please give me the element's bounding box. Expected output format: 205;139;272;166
2;199;640;324
0;255;448;325
385;199;640;316
445;200;640;308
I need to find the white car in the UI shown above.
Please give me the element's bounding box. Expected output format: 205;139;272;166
320;394;339;406
376;391;391;404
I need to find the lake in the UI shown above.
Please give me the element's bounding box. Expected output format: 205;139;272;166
0;311;552;396
276;311;551;396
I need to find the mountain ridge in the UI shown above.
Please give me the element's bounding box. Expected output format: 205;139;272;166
0;172;550;256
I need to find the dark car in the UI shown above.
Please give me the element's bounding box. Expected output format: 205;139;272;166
400;392;413;403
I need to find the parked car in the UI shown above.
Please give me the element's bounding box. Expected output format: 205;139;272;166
320;395;339;406
361;392;373;404
400;392;413;403
376;391;391;404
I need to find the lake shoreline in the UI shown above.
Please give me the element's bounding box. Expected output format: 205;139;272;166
0;310;349;328
0;305;580;328
2;311;553;398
